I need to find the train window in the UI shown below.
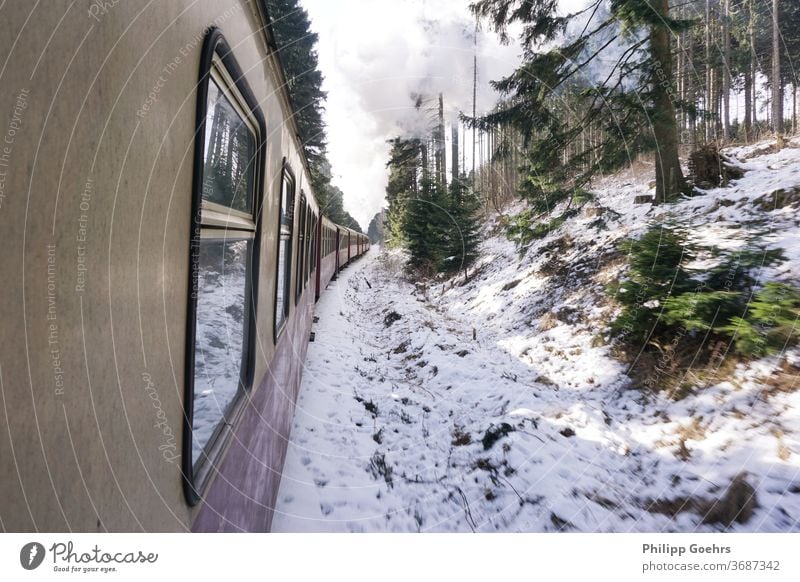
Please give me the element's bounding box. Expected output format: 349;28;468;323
193;66;259;469
295;193;306;303
275;166;294;333
184;28;266;504
201;80;256;214
305;210;313;283
310;213;318;275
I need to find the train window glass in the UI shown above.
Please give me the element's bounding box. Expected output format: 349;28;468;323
311;213;318;275
275;169;294;333
202;79;256;214
305;210;312;283
310;214;315;273
192;237;251;466
295;194;306;302
191;59;260;471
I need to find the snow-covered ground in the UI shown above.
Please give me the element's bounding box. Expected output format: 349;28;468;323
273;140;800;532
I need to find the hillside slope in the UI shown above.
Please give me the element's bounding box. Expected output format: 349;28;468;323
273;140;800;532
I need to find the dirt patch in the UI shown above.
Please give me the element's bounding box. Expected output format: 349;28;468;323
763;360;800;395
753;187;800;211
644;474;757;528
451;425;472;446
384;310;402;327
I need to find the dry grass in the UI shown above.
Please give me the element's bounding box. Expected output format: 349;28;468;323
623;335;744;399
644;474;757;529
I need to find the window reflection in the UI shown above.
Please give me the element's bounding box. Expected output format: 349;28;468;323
202;79;256;214
192;238;251;466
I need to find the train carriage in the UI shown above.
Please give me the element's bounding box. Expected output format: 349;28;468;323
336;226;350;273
0;0;366;533
315;215;338;300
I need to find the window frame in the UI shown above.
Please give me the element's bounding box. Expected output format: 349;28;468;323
275;161;296;338
182;28;267;506
294;192;306;304
309;211;318;279
307;211;315;282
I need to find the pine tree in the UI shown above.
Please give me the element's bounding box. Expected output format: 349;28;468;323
267;0;327;168
267;0;363;231
385;137;422;247
468;0;692;204
404;179;451;273
385;122;481;275
444;176;482;274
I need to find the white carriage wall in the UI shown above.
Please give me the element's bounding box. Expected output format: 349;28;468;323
0;0;317;531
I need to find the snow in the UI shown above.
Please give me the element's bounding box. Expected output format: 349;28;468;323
273;139;800;532
192;239;249;465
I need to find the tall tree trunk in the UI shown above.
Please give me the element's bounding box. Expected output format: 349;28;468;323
705;0;713;143
744;59;753;141
461;122;466;177
436;93;446;189
451;123;459;184
652;0;687;203
772;0;783;135
687;11;696;150
722;0;731;141
421;142;429;188
750;0;759;131
472;18;478;190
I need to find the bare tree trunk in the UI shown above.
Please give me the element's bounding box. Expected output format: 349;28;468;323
722;0;731;141
772;0;784;135
687;9;696;150
451;123;459;183
472;18;477;191
437;93;447;189
744;59;753;142
750;0;759;133
705;0;713;143
421;142;429;187
461;122;466;176
652;0;687;202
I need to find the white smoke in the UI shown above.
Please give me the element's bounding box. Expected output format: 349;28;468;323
303;0;523;227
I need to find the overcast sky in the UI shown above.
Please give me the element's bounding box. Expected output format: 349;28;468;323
302;0;526;229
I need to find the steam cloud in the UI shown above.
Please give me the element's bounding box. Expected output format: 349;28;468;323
303;0;523;227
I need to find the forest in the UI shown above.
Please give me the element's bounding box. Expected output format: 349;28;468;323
384;0;800;263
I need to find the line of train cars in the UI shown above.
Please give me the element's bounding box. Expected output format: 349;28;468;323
0;0;368;532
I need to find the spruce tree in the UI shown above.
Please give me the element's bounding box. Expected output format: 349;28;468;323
468;0;692;204
385;137;422;247
267;0;327;168
267;0;363;231
403;179;451;273
444;177;482;274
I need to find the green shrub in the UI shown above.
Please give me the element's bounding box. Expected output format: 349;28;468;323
609;225;698;342
611;224;796;363
662;290;741;331
507;212;566;248
717;283;800;357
